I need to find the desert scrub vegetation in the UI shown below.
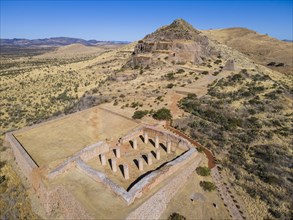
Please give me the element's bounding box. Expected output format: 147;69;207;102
168;212;186;220
153;107;172;120
175;69;293;219
132;110;149;119
199;181;216;192
196;166;211;176
0;55;108;134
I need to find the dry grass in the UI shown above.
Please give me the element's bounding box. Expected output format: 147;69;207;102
203;28;293;74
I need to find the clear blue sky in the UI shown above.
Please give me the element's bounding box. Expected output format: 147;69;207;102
1;0;292;41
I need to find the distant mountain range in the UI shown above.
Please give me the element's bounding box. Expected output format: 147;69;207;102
282;39;293;43
0;37;130;47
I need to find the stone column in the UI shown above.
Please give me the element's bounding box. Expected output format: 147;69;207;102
133;138;137;150
167;141;171;153
144;132;148;144
147;153;153;165
111;158;117;172
124;164;129;180
155;135;159;148
138;157;144;171
115;147;121;158
100;154;106;166
156;149;161;160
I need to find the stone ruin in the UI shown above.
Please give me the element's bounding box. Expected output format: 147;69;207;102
5;123;202;219
223;59;235;71
127;19;220;68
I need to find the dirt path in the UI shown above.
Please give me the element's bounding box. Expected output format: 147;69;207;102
166;91;185;118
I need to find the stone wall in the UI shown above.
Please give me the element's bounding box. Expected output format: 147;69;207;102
126;153;203;220
48;141;109;179
5;131;94;219
4;132;38;182
126;148;198;204
75;158;128;199
75;147;199;205
120;125;192;151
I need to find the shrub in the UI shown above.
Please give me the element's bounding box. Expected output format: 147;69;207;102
200;181;216;191
56;91;73;102
202;71;209;75
132;110;148;119
113;100;119;106
168;212;186;220
196;166;211;176
166;83;174;89
176;68;185;74
91;88;98;94
131;102;141;108
153;107;172;120
165;72;175;80
0;161;6;169
214;59;222;65
187;93;197;99
197;146;204;152
276;63;284;67
0;175;5;184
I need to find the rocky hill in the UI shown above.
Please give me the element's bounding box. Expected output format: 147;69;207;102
129;19;219;67
203;28;293;74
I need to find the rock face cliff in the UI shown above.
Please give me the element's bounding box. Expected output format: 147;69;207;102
130;19;218;67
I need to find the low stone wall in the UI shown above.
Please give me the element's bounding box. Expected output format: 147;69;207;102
126;153;203;220
120;125;192;151
76;148;198;205
48;141;109;179
4;132;38;182
120;127;144;144
144;125;192;150
126;148;198;203
76;158;128;198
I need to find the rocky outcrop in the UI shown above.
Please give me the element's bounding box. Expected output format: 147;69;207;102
129;19;217;67
144;19;202;41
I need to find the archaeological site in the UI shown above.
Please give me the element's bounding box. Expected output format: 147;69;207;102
5;106;203;219
1;9;292;219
